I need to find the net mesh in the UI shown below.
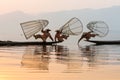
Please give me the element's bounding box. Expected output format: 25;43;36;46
87;21;109;37
20;20;49;39
59;17;83;36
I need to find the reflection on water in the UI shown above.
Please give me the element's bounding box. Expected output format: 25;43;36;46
21;45;84;73
21;45;69;72
0;44;120;75
79;45;120;66
21;46;50;71
20;44;120;73
80;45;98;68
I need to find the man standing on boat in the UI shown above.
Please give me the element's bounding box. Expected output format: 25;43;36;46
33;29;54;42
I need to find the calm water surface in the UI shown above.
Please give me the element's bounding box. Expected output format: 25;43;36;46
0;43;120;80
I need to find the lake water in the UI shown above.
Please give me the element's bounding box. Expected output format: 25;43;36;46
0;41;120;80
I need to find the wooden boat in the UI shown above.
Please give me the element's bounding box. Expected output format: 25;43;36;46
0;41;62;46
86;40;120;45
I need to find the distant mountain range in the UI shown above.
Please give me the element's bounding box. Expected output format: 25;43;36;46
0;6;120;41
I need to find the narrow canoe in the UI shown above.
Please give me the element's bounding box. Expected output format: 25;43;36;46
0;41;62;46
86;40;120;45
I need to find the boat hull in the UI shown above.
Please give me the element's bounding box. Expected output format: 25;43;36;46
86;40;120;45
0;41;61;46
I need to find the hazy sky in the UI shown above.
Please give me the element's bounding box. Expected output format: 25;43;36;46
0;0;120;14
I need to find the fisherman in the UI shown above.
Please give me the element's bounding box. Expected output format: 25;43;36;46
33;29;53;42
55;30;69;42
78;31;98;43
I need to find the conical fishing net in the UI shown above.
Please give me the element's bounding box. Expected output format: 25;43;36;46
20;20;49;39
59;17;83;36
87;21;109;37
